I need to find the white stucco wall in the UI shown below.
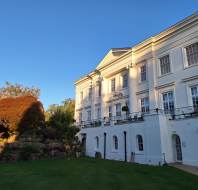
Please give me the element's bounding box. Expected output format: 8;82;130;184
169;118;198;166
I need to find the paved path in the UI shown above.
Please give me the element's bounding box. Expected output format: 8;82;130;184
170;163;198;176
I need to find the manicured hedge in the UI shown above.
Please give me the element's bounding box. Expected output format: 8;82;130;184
0;96;45;133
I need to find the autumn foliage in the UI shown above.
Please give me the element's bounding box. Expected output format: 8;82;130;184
0;96;45;134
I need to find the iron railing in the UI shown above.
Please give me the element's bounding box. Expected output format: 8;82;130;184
76;106;198;128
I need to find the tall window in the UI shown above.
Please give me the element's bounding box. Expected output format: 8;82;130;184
111;78;116;92
96;82;101;97
79;112;82;123
80;91;83;103
96;107;101;120
116;103;121;116
137;135;143;151
122;73;128;88
88;87;92;101
109;106;112;118
191;86;198;108
140;97;149;113
98;82;101;97
87;110;91;121
113;136;118;150
95;136;99;149
160;55;171;75
162;91;174;113
140;65;146;82
186;42;198;66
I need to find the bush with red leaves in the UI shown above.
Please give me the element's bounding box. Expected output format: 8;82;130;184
0;96;45;135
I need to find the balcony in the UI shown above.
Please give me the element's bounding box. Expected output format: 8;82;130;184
105;88;129;102
76;111;151;128
166;106;198;120
76;106;198;129
76;120;102;128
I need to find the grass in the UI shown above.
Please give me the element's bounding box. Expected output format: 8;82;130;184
0;158;198;190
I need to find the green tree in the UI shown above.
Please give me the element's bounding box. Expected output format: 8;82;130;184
45;99;78;142
0;82;40;99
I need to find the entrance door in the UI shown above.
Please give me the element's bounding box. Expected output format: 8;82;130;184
175;135;182;162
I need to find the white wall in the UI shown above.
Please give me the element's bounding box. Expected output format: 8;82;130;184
169;118;198;166
81;114;166;165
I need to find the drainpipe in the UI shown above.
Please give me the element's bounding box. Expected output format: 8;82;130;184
124;131;127;162
104;132;106;159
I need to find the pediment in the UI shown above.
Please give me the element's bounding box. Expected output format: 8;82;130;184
96;48;131;69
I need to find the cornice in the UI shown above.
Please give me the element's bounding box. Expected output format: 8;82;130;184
155;82;175;90
182;75;198;82
136;89;149;95
75;12;198;86
132;12;198;53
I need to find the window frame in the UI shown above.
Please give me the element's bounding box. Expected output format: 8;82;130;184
185;42;198;67
87;110;91;121
159;54;171;76
80;91;83;104
140;97;150;113
136;135;144;152
113;135;118;151
111;78;116;92
95;107;101;120
121;73;128;89
95;136;99;150
108;105;112;118
140;64;147;82
162;91;175;114
115;103;121;116
79;112;82;123
88;87;92;101
182;40;198;69
191;85;198;109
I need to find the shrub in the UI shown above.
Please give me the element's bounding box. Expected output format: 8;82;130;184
0;96;45;134
19;144;40;161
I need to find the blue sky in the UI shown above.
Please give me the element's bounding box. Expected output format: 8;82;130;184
0;0;197;109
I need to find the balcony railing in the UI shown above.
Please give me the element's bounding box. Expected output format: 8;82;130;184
76;110;157;128
76;119;102;128
76;106;198;128
166;105;198;120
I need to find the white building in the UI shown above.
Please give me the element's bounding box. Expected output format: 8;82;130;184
74;12;198;166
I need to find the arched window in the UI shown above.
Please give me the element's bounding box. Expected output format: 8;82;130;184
113;136;118;150
95;136;99;149
137;135;143;151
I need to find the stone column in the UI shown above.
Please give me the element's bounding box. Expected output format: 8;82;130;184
147;57;158;111
128;65;138;113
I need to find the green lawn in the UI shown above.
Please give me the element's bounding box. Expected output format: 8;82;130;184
0;158;197;190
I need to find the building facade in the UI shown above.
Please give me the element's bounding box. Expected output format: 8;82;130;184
75;12;198;166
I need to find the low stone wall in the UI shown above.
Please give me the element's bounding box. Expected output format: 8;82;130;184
0;137;82;161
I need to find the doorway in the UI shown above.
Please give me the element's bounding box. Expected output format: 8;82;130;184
173;135;182;162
